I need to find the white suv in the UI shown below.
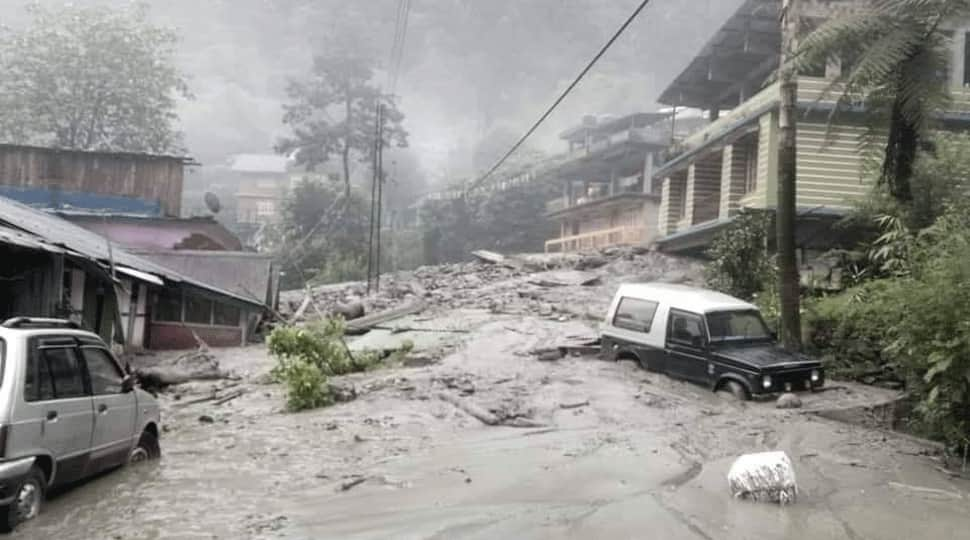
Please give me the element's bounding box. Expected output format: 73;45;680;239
0;318;161;532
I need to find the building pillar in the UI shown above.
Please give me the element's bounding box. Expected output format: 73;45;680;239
952;30;966;88
720;143;748;219
643;153;655;194
658;173;686;236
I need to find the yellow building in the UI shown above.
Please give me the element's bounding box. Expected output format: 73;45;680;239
653;0;970;255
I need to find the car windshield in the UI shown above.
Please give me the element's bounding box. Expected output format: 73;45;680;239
706;310;771;342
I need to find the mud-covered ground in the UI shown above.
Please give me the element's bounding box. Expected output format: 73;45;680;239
18;252;970;539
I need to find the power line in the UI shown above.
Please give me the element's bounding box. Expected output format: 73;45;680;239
465;0;653;194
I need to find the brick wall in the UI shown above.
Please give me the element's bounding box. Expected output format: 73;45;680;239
148;322;241;349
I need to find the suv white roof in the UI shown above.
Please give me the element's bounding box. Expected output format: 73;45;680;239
615;283;756;314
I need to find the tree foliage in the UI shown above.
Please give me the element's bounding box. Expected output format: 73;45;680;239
276;178;370;288
0;2;190;153
277;50;407;199
704;211;775;300
797;0;970;202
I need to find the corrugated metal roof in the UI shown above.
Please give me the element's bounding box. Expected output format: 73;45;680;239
0;224;64;254
0;196;263;307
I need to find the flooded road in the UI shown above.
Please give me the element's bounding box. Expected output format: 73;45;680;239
17;311;970;539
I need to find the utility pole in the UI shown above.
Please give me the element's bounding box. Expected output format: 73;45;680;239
375;102;385;292
366;100;381;295
777;0;801;351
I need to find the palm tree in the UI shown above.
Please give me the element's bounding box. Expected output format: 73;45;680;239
797;0;970;203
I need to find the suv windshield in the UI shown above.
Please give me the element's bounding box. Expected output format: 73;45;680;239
706;310;771;342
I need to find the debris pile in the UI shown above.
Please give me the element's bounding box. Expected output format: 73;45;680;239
278;247;705;323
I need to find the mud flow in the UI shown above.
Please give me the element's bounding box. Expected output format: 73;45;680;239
21;251;970;539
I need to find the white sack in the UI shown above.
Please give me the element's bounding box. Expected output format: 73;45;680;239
727;451;797;504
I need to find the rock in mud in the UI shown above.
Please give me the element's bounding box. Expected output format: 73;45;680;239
198;414;215;424
402;355;437;368
727;451;798;504
776;393;803;409
334;300;365;321
328;382;358;402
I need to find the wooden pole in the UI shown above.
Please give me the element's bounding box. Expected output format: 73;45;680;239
777;0;801;351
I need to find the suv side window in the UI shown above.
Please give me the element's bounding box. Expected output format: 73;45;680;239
82;348;125;395
613;297;659;333
27;346;87;401
667;310;706;347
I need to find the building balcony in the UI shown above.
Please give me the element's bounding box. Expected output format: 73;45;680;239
546;176;648;216
544;225;646;253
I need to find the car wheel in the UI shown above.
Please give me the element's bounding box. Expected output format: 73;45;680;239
129;430;161;464
0;465;45;532
717;380;749;401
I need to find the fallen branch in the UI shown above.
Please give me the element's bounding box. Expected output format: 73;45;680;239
373;325;470;334
346;300;426;334
214;390;245;406
559;400;590;410
438;392;500;425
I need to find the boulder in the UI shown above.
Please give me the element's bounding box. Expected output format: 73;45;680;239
727;451;798;504
776;393;803;409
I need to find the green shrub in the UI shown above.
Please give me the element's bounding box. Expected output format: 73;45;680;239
803;280;899;381
267;317;407;411
705;210;773;300
274;355;333;411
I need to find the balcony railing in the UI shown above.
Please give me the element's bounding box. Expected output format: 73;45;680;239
544;225;645;253
545;177;646;215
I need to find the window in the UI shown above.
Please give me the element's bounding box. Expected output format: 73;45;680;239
213;301;241;326
744;142;759;193
256;200;275;217
668;311;705;346
706;310;772;342
184;294;213;324
613;297;658;333
155;290;182;322
82;348;125;395
26;346;86;401
25;348;54;402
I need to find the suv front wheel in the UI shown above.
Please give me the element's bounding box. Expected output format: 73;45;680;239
0;464;45;532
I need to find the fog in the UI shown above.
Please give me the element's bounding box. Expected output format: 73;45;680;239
0;0;742;184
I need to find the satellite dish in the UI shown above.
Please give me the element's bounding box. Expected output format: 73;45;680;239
204;192;221;214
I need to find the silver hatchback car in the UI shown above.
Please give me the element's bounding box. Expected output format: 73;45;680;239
0;318;161;532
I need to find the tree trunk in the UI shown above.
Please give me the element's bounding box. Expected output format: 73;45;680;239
777;0;801;351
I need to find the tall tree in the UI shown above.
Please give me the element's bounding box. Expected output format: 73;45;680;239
777;0;801;351
798;0;970;203
277;51;408;200
0;3;190;154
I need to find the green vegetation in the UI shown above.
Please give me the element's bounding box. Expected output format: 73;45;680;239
704;210;774;301
267;318;413;412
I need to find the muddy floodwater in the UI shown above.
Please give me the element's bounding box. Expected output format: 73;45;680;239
18;310;970;539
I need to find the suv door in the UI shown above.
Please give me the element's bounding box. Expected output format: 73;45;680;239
665;310;710;383
80;346;137;471
22;337;95;485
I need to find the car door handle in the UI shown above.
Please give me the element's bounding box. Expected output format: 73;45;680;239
46;410;58;421
97;404;108;414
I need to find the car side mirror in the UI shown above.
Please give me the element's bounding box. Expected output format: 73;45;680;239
121;375;135;393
